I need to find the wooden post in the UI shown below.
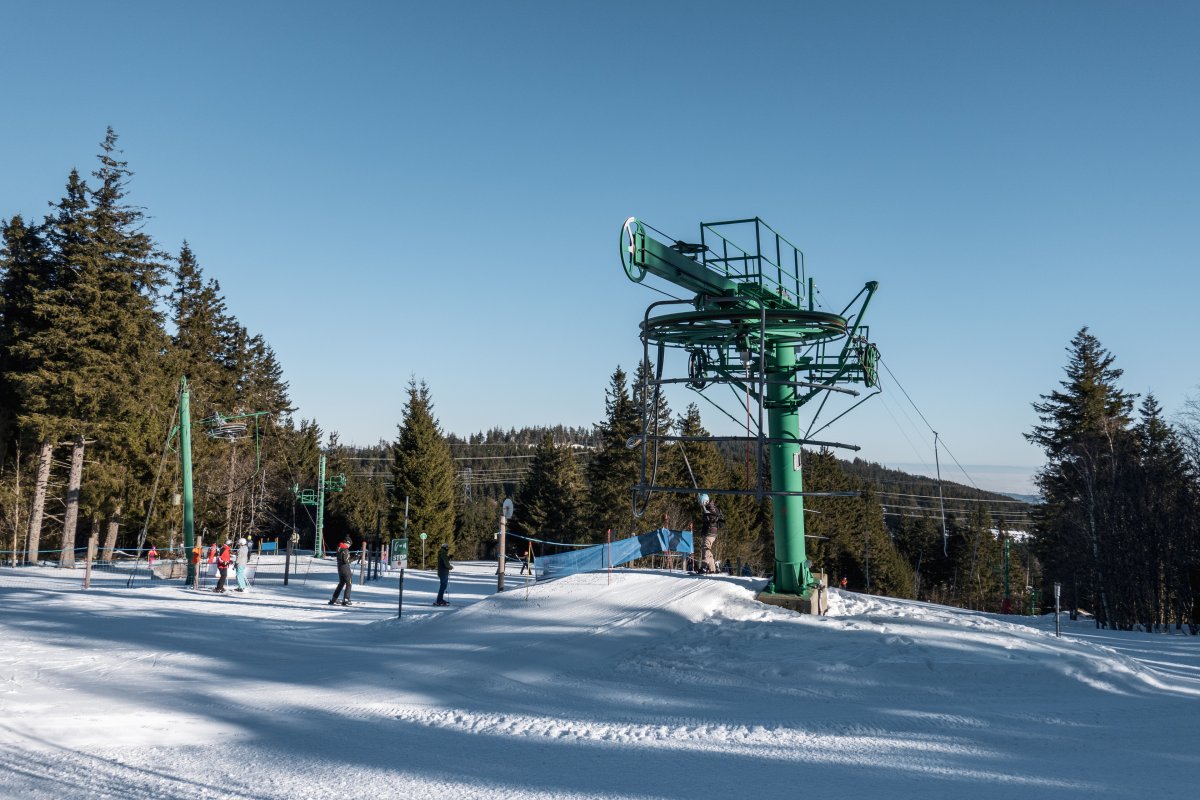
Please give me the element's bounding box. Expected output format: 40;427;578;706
359;539;366;585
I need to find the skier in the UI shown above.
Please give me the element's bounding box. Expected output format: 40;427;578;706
329;535;354;606
234;538;250;592
435;543;452;606
214;540;232;594
698;494;722;574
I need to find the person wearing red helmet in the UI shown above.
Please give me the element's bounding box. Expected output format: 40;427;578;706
329;536;354;606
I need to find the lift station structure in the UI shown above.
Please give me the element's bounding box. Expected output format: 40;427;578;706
620;216;881;602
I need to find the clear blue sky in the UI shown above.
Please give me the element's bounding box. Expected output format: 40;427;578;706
4;1;1198;495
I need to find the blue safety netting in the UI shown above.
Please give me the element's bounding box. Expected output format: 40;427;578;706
535;528;693;580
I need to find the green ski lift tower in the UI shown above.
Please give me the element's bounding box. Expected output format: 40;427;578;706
176;377;272;584
294;454;347;557
620;217;881;604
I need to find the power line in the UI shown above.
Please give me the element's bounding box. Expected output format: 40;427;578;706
877;357;986;493
875;491;1032;505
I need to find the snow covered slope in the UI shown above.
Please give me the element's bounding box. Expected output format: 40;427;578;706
1;562;1198;799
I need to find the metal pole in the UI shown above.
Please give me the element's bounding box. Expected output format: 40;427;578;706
180;377;197;584
397;567;405;618
768;341;813;595
1055;581;1062;637
497;512;507;592
314;455;326;558
934;432;948;556
284;532;292;586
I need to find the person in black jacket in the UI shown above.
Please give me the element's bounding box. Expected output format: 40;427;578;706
435;543;452;606
698;494;722;574
329;536;354;606
214;540;232;594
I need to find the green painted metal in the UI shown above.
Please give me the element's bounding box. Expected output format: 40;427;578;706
180;377;197;584
767;342;812;594
293;454;346;557
316;455;327;557
621;216;880;599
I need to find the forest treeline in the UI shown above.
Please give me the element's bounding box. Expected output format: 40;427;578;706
4;133;1197;629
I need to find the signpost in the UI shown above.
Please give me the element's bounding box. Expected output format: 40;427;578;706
390;537;409;569
498;498;514;593
419;531;427;570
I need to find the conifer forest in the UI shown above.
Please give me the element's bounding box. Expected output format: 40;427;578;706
3;132;1199;631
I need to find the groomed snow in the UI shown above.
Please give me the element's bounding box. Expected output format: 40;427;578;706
2;560;1198;799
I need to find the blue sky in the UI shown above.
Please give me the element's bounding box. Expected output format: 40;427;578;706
3;1;1198;495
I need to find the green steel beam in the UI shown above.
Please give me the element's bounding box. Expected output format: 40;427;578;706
180;377;196;584
315;454;326;557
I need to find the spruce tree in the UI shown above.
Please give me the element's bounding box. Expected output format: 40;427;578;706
1130;395;1195;630
1026;328;1135;627
586;366;640;536
664;404;737;551
391;380;456;548
802;450;913;597
514;432;587;544
950;506;1003;611
630;357;674;530
0;216;52;466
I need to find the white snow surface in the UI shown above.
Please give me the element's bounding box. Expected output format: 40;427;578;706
2;560;1199;799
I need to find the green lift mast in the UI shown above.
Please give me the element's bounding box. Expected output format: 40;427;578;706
294;454;347;557
178;377;271;584
620;217;881;603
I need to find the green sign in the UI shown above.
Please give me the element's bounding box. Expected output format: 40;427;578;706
419;532;428;541
390;538;409;560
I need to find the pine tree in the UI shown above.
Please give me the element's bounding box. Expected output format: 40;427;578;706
950;506;1003;611
665;404;738;554
1130;395;1195;630
893;514;947;599
81;129;173;554
514;432;587;544
0;215;52;467
630;357;674;531
802;450;913;597
585;366;641;536
391;380;456;548
1026;328;1135;627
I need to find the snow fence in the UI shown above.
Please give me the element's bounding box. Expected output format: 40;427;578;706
536;528;693;580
